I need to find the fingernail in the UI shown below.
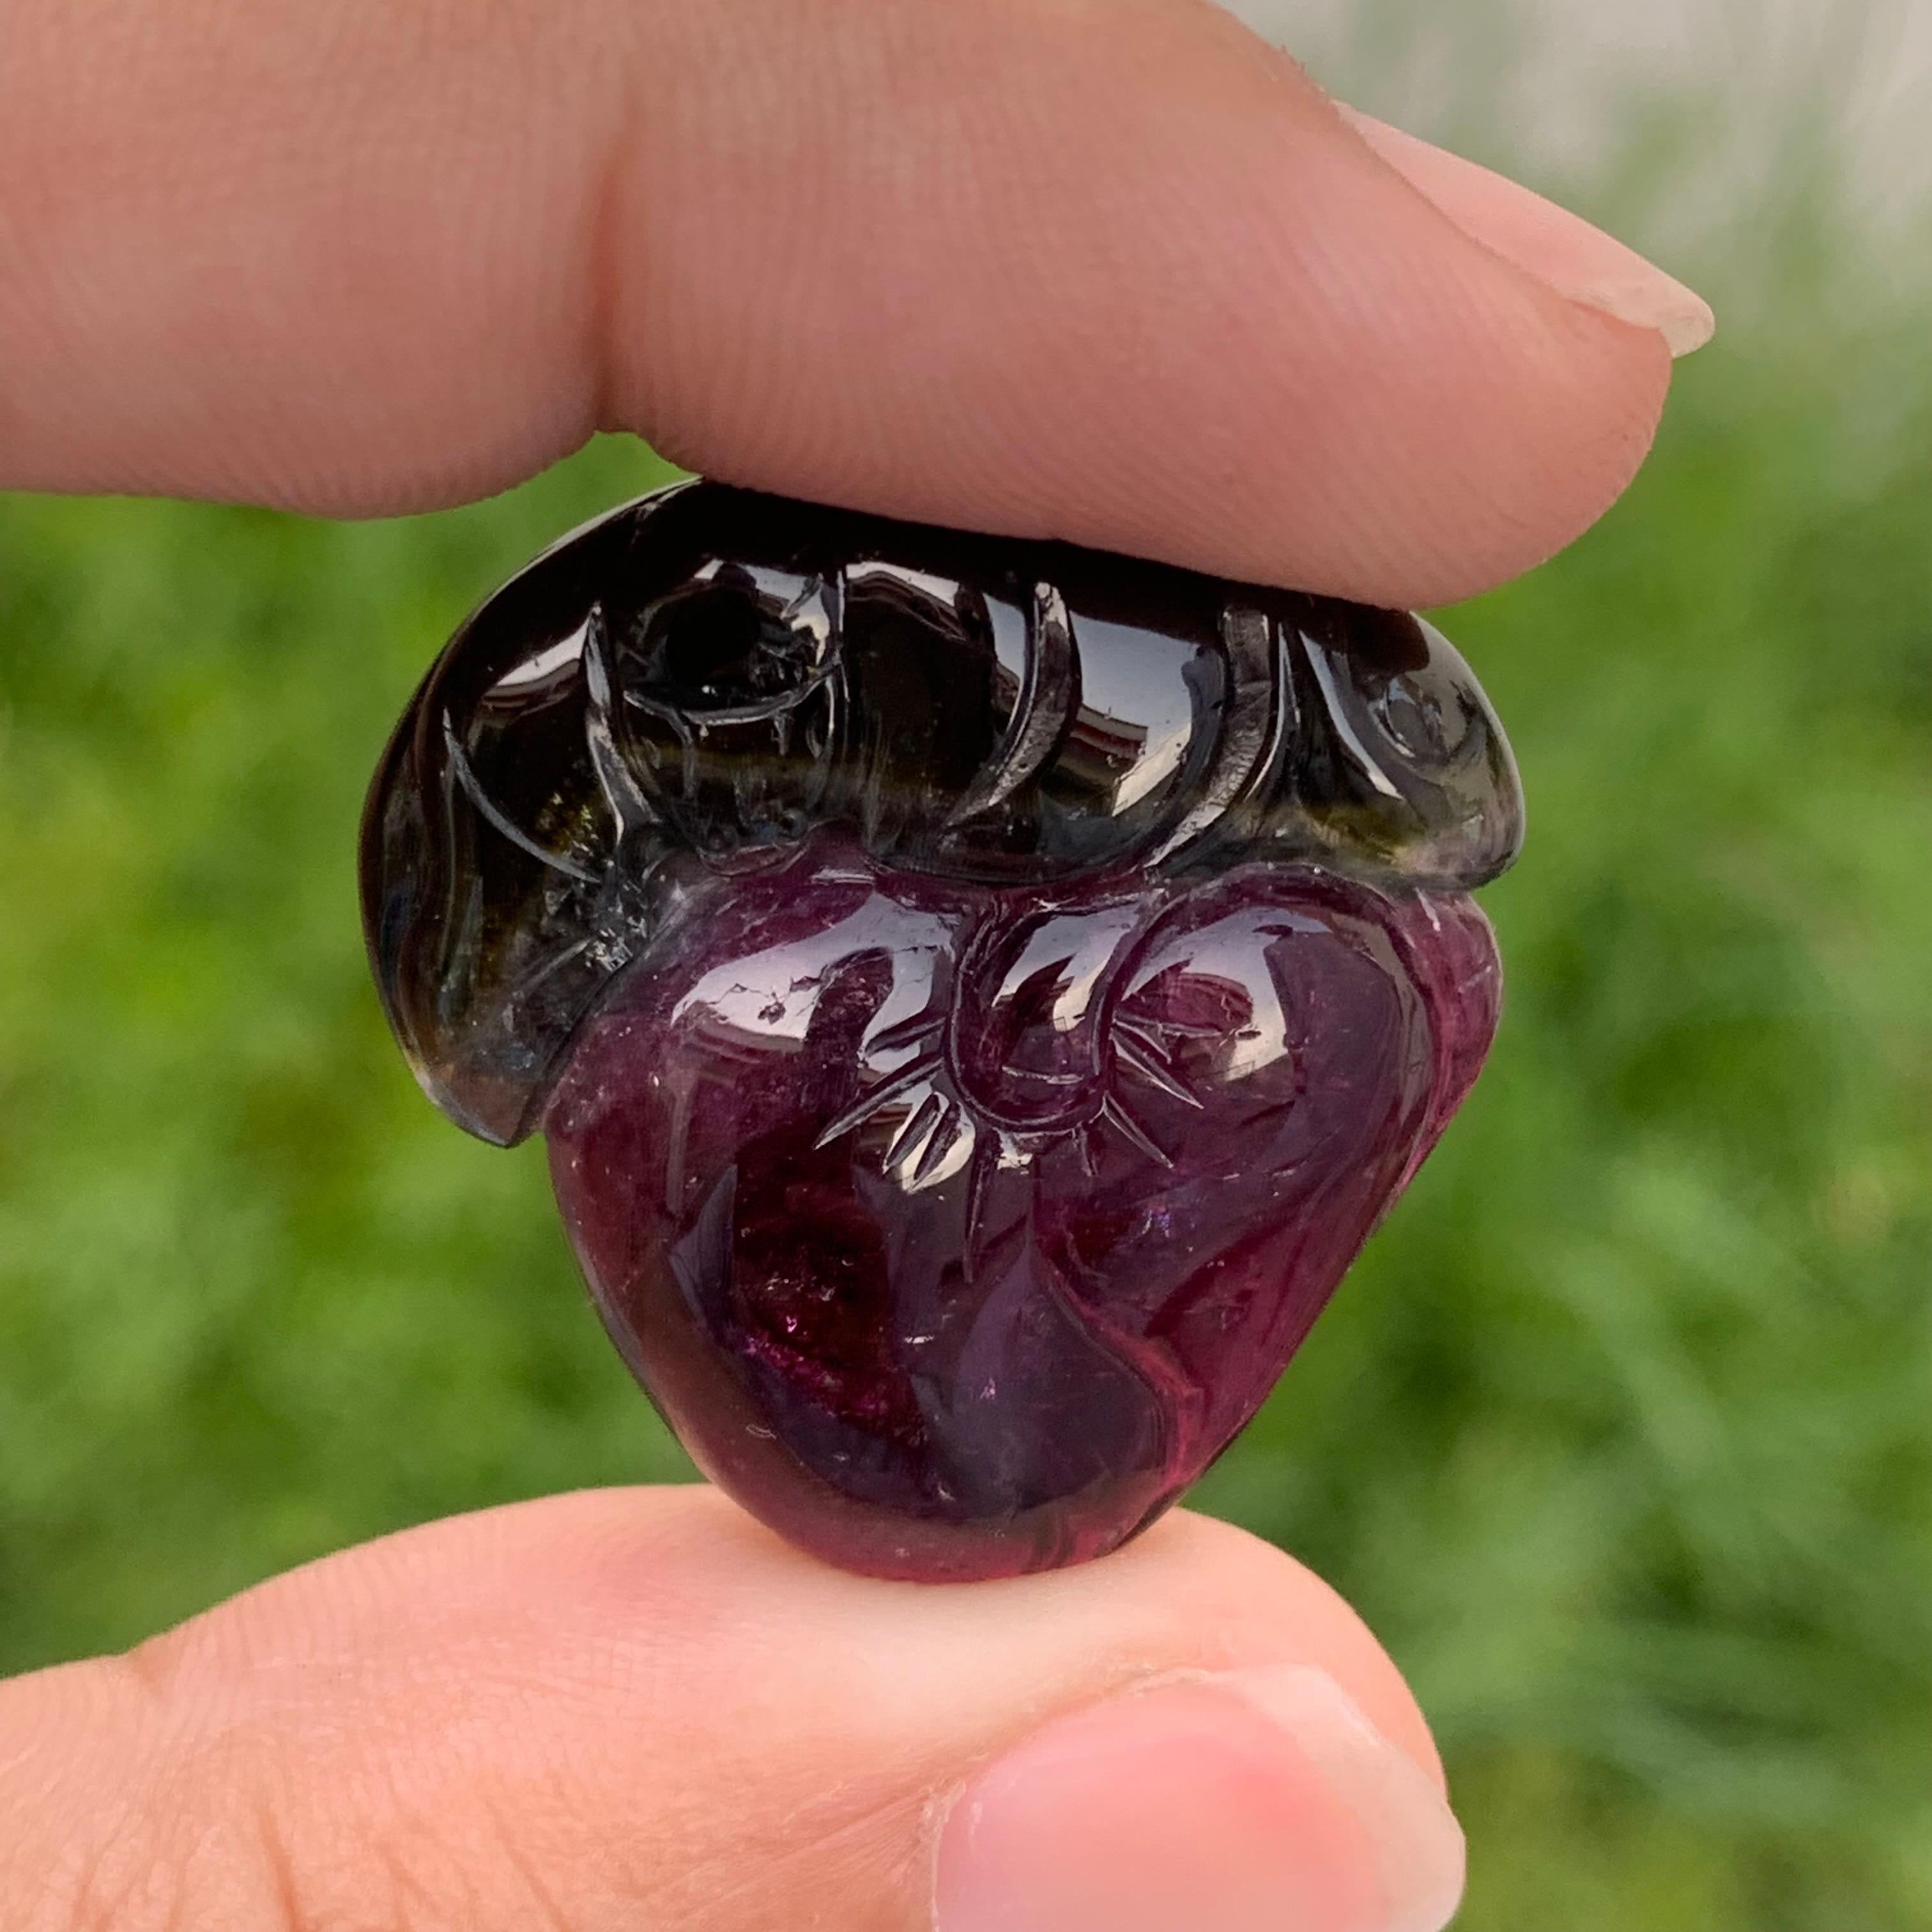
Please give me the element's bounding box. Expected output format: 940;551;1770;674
1335;102;1715;356
931;1665;1464;1932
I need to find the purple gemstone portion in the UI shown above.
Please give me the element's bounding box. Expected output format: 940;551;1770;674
544;834;1499;1582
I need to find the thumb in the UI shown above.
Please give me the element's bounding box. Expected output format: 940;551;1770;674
3;1487;1462;1932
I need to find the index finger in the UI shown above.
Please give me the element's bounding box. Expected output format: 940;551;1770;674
0;0;1706;605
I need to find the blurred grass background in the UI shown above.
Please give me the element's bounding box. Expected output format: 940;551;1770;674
4;34;1931;1932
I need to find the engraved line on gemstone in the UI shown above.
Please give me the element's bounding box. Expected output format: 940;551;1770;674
865;1009;949;1059
502;933;595;1008
625;655;842;731
1146;604;1281;866
490;631;586;696
962;1131;999;1275
1100;1092;1173;1169
1300;627;1406;801
944;581;1079;827
1113;1027;1204;1110
843;559;963;606
812;660;846;771
581;604;663;837
786;571;841;655
910;1101;974;1190
884;1089;947;1174
627;678;839;730
441;717;602;885
661;1059;702;1216
815;1052;945;1149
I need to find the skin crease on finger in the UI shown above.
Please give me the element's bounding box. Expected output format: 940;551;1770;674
0;1491;1439;1931
0;0;1671;605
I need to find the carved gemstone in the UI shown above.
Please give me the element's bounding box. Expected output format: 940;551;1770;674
361;481;1520;1579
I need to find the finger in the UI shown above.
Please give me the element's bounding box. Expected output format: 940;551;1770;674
1331;106;1712;358
3;1487;1464;1932
0;0;1705;605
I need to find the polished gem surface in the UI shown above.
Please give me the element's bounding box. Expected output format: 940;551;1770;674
546;838;1499;1579
362;480;1519;1579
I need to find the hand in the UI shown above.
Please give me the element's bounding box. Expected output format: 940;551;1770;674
0;2;1708;1928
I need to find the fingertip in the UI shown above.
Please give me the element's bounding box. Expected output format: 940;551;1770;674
1331;102;1715;360
932;1672;1464;1932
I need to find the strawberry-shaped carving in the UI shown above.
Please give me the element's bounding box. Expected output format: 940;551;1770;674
362;482;1521;1579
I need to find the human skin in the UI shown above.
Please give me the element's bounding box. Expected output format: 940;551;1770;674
0;1;1709;1927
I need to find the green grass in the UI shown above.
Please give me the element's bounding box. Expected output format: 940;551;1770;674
4;303;1930;1928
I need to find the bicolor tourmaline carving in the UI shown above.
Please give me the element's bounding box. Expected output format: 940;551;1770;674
362;481;1520;1579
